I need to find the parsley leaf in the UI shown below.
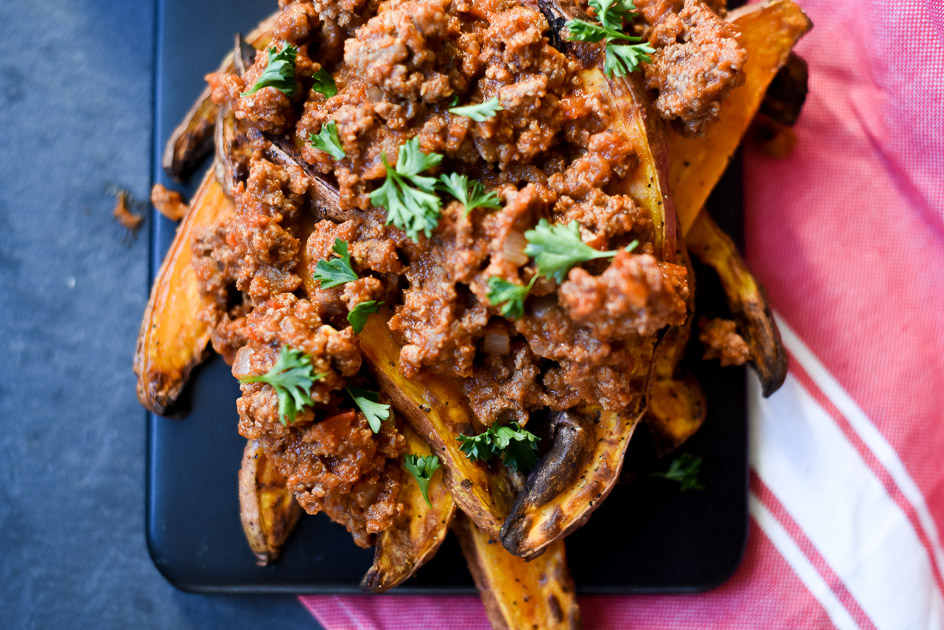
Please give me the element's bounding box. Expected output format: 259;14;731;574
403;453;442;507
651;452;705;492
564;0;652;78
347;386;391;433
239;345;324;425
486;275;537;320
592;0;639;31
449;97;504;122
312;238;358;288
347;300;383;334
309;120;346;160
311;68;337;98
368;138;444;241
241;44;298;97
524;219;625;283
436;173;501;216
604;42;656;78
457;422;540;472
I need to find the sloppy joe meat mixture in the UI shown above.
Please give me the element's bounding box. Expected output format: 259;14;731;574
193;0;743;545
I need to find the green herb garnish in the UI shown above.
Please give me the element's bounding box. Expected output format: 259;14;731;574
309;120;345;160
524;219;630;283
347;300;383;334
239;345;324;425
564;0;654;78
311;68;338;98
403;454;442;507
241;44;298;97
369;138;444;241
486;275;537;320
312;238;358;288
651;452;705;492
346;386;391;433
436;173;501;216
457;422;540;472
449;97;504;122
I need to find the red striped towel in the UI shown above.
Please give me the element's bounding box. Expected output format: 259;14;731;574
300;0;944;626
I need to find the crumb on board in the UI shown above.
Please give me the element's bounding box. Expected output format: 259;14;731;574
699;317;750;367
150;183;188;221
113;189;144;234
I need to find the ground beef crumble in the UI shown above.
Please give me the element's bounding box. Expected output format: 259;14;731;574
698;317;750;367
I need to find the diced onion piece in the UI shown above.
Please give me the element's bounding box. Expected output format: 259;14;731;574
501;230;528;265
483;329;510;355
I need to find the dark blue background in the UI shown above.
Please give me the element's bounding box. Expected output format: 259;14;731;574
0;2;320;627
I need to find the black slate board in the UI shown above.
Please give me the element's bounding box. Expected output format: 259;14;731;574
147;0;749;594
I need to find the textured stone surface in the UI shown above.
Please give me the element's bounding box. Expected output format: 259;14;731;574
0;2;318;627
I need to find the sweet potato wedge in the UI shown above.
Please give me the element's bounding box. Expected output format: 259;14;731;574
238;439;302;565
500;405;641;560
455;513;581;630
670;0;812;233
359;313;516;539
497;0;668;560
646;246;707;454
361;424;456;592
134;170;235;414
162;12;278;181
685;212;787;396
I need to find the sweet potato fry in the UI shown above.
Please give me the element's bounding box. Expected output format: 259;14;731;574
646;246;707;455
134;170;235;414
501;405;641;560
670;0;812;233
685;212;787;396
359;313;516;539
238;440;302;565
162;12;278;181
455;513;581;630
361;424;456;592
497;0;668;560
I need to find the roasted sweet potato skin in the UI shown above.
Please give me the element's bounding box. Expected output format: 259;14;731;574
455;513;581;630
686;212;787;396
670;0;812;234
361;424;456;593
238;440;302;565
162;12;278;181
359;313;516;539
134;171;235;415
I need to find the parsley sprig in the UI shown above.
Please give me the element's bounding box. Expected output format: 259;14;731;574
524;219;637;283
346;387;391;433
486;275;537;320
312;238;358;288
241;44;298;97
403;454;442;507
564;0;655;78
311;68;337;98
458;422;540;472
369;138;444;241
651;452;705;492
309;120;346;160
449;97;504;122
347;300;383;334
436;173;501;216
239;345;324;425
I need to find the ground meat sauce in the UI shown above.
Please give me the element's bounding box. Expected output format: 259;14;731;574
195;0;704;543
698;317;750;367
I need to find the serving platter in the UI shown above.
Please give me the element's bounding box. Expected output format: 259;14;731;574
147;0;749;594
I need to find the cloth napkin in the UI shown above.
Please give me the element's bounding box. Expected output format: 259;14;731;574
301;0;944;627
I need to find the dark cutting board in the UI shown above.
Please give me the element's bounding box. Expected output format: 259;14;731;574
147;0;749;594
